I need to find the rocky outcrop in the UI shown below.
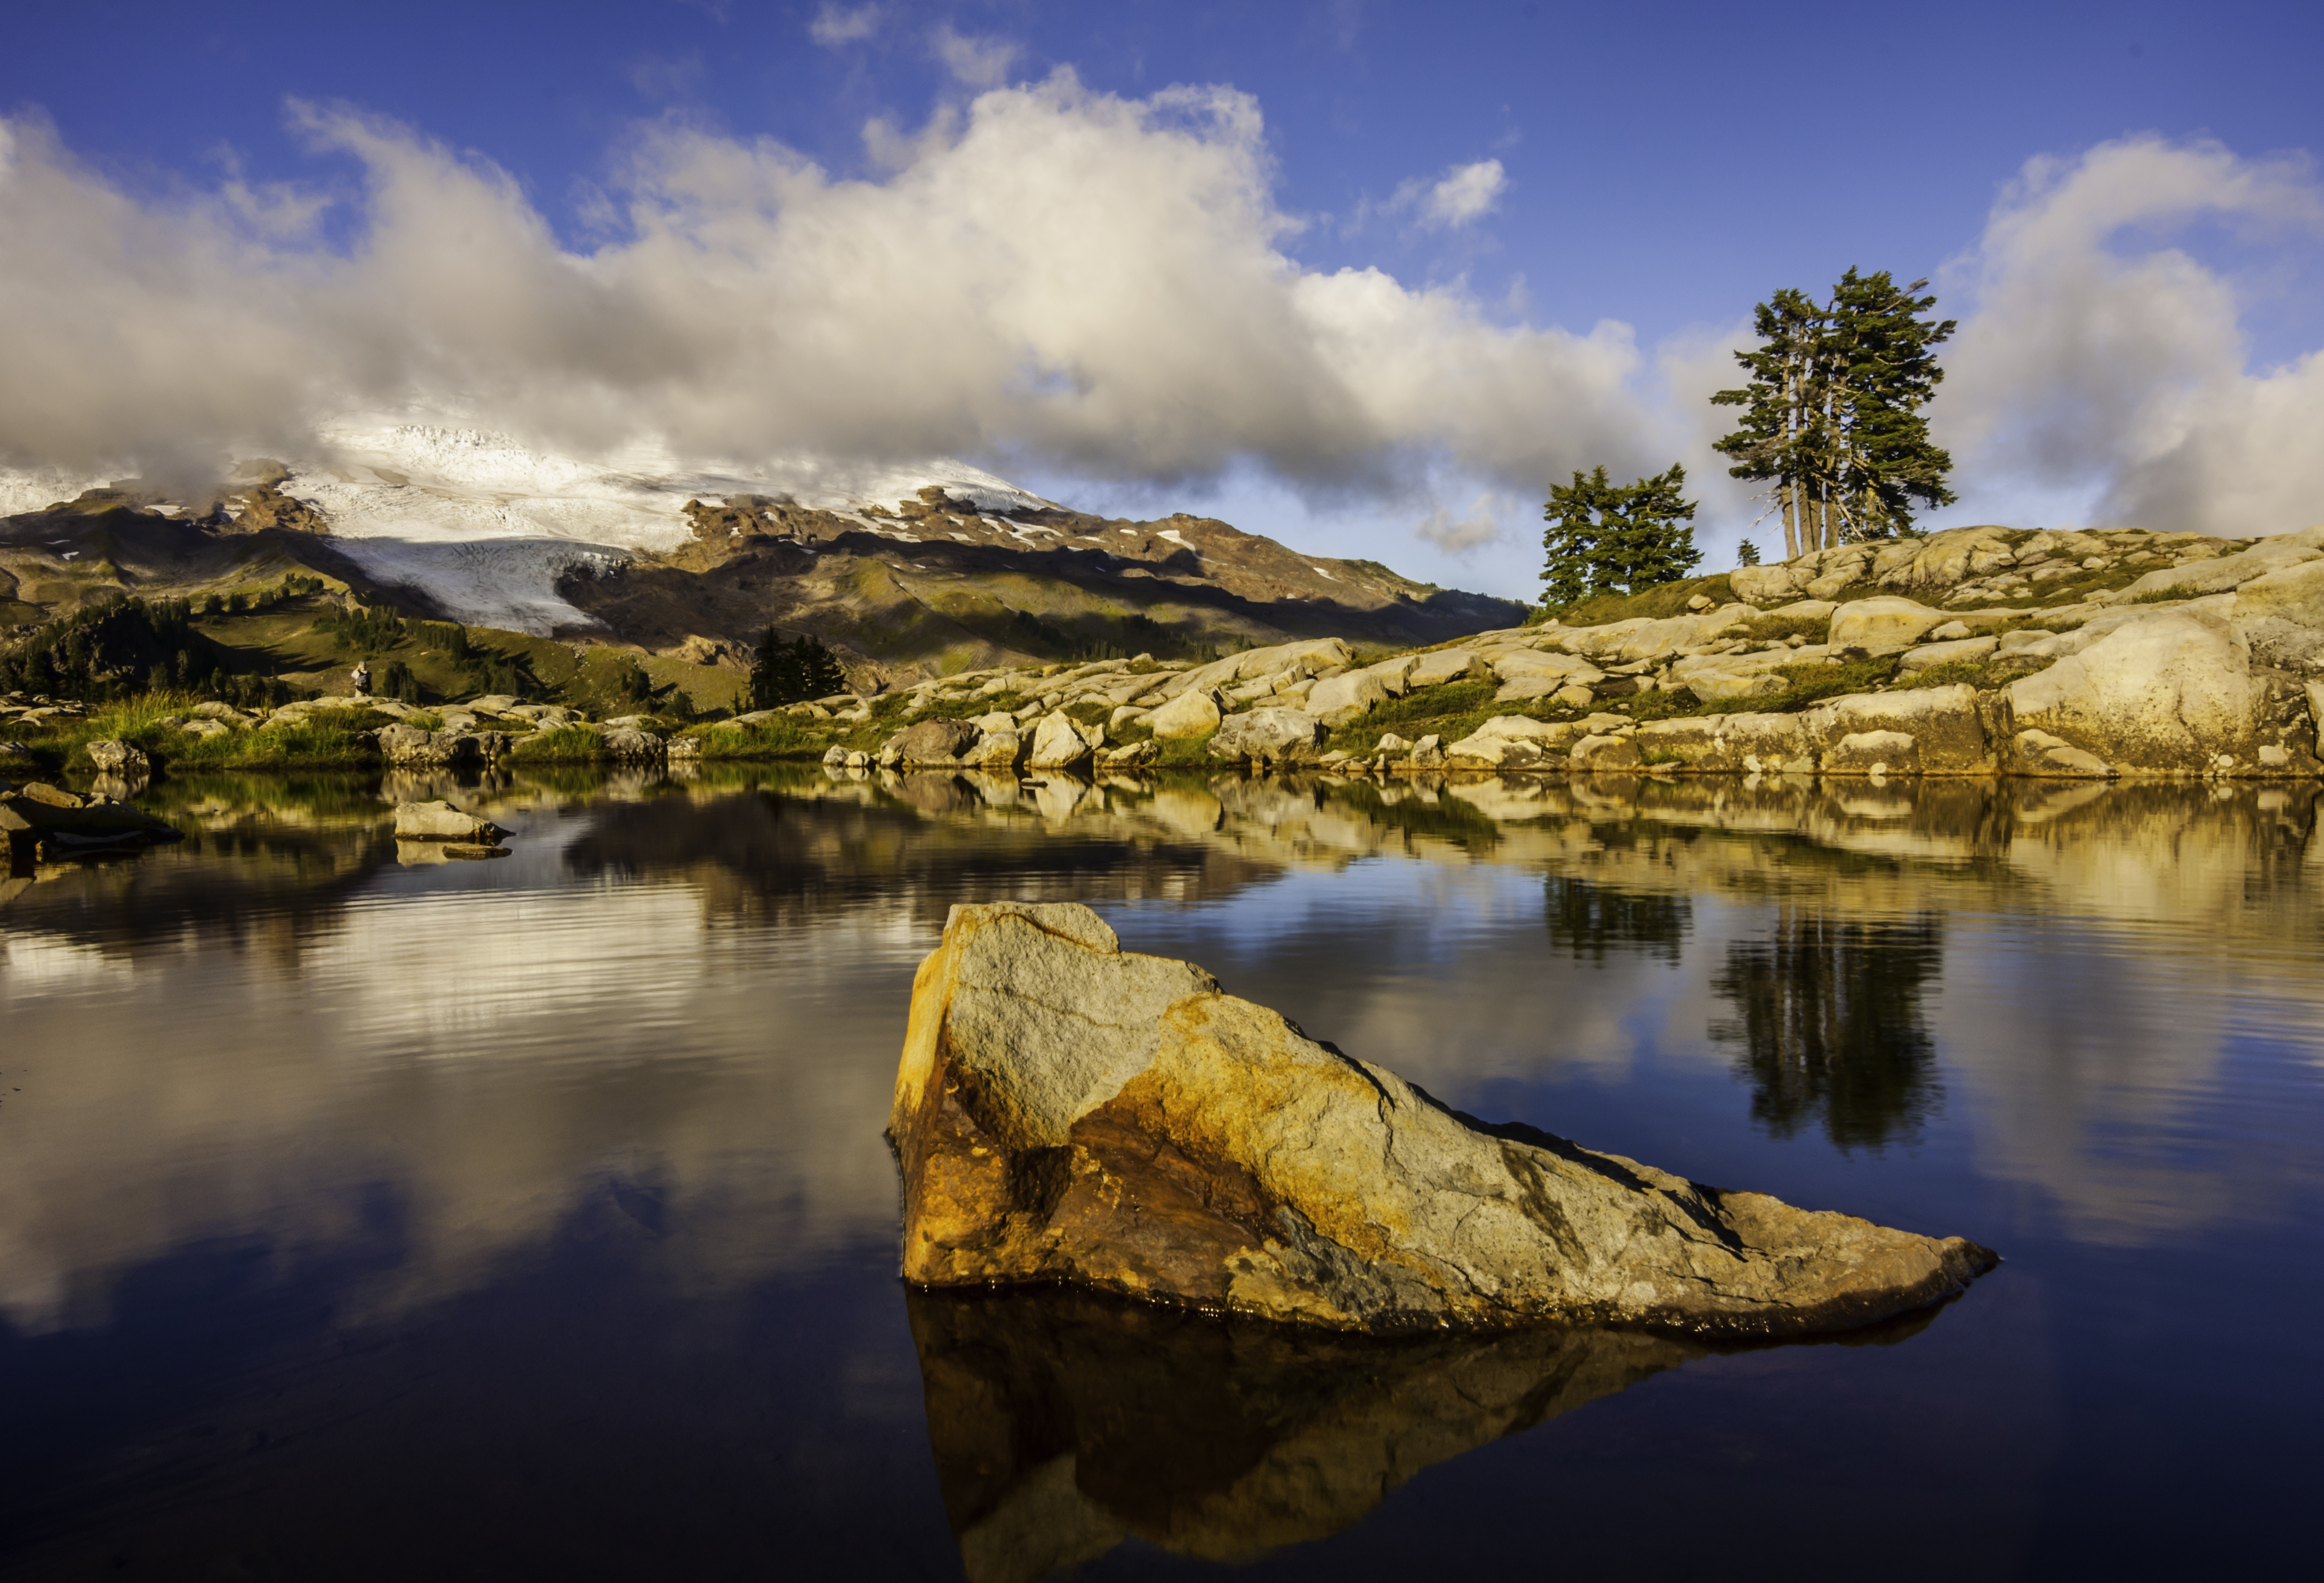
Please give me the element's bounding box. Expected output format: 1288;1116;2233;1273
85;739;151;775
2003;607;2322;777
1828;596;1948;651
393;800;505;843
883;718;982;766
1027;711;1104;769
1144;687;1224;739
1207;707;1325;766
378;724;499;767
891;903;1997;1336
0;780;181;853
1305;669;1389;727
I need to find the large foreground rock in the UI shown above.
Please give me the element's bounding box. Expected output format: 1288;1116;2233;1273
891;903;1997;1336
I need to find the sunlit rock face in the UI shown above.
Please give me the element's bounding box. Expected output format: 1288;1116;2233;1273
889;901;1997;1336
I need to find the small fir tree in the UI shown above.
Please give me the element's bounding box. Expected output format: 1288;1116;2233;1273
1540;464;1701;612
751;629;848;708
1737;539;1763;567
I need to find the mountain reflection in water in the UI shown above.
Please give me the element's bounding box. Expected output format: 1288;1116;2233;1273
2;764;2320;1577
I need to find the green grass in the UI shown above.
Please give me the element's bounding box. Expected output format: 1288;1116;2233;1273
1892;654;2052;691
505;724;605;763
1615;658;1905;725
909;690;1030;723
1548;572;1737;629
683;718;816;759
1318;679;1516;755
1742;613;1831;643
5;691;392;771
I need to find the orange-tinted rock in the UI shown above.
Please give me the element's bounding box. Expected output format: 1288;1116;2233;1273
890;903;1998;1337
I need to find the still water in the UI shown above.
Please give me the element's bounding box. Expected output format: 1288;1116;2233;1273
3;765;2320;1579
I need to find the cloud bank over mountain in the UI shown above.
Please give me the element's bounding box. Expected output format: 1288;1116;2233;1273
0;77;2317;553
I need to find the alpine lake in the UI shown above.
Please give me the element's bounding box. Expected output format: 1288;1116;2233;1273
3;760;2319;1580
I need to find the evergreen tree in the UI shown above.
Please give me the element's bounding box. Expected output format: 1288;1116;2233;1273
751;629;849;708
1737;538;1762;567
1540;464;1701;611
1712;270;1956;555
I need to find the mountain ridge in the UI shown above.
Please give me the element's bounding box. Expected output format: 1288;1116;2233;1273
0;424;1526;687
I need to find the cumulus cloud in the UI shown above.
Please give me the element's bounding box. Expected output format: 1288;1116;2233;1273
1415;491;1515;554
930;24;1021;89
0;75;1654;504
808;3;881;47
1939;135;2324;536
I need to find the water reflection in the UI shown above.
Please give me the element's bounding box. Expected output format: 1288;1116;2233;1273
1712;912;1945;1151
3;763;2322;1575
908;1285;1945;1582
1544;873;1691;965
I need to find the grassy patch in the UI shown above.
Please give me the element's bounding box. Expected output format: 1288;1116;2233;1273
1742;613;1831;643
506;724;604;763
1895;654;2051;691
1318;679;1554;755
684;718;816;759
1552;573;1737;628
910;690;1029;723
1149;733;1218;766
6;691;390;771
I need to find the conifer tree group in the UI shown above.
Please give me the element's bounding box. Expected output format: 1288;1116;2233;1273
1537;267;1956;605
751;628;848;709
1539;464;1701;611
1710;268;1956;557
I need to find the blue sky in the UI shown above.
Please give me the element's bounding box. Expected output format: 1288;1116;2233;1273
4;1;2320;595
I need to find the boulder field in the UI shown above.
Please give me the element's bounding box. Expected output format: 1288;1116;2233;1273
857;524;2324;781
890;902;1997;1337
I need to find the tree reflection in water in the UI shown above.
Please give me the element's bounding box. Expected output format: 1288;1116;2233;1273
1543;874;1691;965
1711;910;1945;1151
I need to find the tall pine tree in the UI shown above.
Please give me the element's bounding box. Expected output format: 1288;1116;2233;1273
1712;270;1956;555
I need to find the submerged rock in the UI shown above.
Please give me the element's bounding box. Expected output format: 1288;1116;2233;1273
891;903;1997;1337
393;800;505;843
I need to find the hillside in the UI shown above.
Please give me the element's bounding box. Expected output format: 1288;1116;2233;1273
0;423;1522;695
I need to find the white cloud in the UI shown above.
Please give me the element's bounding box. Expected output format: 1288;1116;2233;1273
1365;157;1507;235
808;3;881;47
1938;135;2324;537
930;23;1021;89
0;76;1654;506
1415;491;1514;555
1421;158;1506;228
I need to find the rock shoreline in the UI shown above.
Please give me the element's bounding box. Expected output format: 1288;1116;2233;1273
846;524;2324;782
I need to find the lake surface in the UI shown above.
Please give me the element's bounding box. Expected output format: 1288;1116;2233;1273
3;764;2319;1579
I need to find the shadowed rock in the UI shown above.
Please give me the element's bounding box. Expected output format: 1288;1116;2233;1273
891;902;1997;1336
